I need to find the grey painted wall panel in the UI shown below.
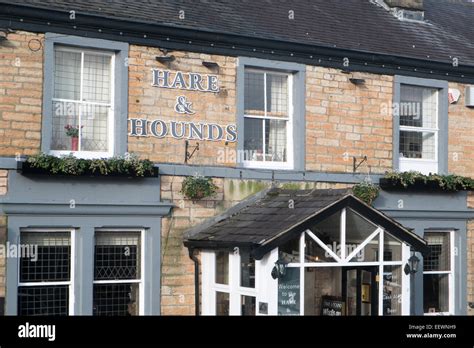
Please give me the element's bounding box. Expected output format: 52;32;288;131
1;171;161;206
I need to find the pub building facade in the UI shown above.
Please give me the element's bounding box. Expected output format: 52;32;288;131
0;0;473;316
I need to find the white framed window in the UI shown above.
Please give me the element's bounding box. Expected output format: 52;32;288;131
92;230;144;316
398;85;439;174
423;231;455;315
243;68;294;170
203;249;257;315
17;228;75;315
51;46;115;158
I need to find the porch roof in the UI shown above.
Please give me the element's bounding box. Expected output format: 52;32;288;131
183;188;429;259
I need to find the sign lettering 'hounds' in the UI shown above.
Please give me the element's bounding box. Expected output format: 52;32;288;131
129;69;237;142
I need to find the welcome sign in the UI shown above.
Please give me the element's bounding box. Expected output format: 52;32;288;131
128;69;237;142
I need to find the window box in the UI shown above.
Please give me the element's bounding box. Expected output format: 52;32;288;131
379;175;474;192
17;156;159;178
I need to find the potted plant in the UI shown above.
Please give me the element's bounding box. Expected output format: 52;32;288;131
181;175;218;200
64;125;83;151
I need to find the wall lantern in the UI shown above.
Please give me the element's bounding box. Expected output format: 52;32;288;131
0;29;9;41
156;55;176;64
271;259;288;279
404;254;420;275
202;61;219;70
349;78;366;85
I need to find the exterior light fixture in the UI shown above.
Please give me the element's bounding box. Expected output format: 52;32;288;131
202;61;219;69
155;55;175;64
271;259;288;279
404;254;420;275
0;28;9;40
349;78;366;85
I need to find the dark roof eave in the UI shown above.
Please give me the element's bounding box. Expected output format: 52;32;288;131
1;3;474;83
253;195;429;259
183;239;256;251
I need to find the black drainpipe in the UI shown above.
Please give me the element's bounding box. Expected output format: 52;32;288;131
188;247;200;316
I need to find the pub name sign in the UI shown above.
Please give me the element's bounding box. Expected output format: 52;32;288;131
128;69;237;142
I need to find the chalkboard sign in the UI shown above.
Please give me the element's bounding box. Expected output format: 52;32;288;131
321;296;345;316
278;267;300;315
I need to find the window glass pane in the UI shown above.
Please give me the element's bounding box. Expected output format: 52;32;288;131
423;274;449;313
279;235;300;263
384;233;402;261
383;265;402;316
244;71;265;113
241;296;256;316
266;73;288;117
305;233;336;262
93;283;139;316
51;100;73;151
399;130;436;159
240;250;255;288
310;210;341;256
348;234;378;262
215;251;229;285
278;267;300;315
346;208;378;261
264;119;287;162
20;232;71;282
18;285;69;316
94;232;141;280
304;267;341;315
424;232;450;272
400;85;437;128
244;117;263;161
83;53;111;103
216;292;229;315
80;104;109;152
52;48;112;153
54;49;81;100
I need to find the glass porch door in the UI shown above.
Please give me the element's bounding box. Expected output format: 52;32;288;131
342;267;378;316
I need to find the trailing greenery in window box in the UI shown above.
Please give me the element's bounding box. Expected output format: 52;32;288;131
380;171;474;191
181;175;218;200
352;182;380;205
18;153;158;177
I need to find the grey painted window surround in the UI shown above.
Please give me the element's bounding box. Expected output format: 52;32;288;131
236;57;306;171
42;33;129;156
392;75;449;174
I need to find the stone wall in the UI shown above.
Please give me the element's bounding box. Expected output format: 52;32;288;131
160;175;351;315
0;31;43;157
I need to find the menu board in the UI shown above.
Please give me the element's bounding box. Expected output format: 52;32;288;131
278;267;300;315
321;296;345;316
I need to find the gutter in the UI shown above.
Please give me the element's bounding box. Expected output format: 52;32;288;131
1;4;474;83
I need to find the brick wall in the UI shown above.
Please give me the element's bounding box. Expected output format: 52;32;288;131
127;45;237;165
0;31;43;157
448;82;474;177
160;176;351;315
305;67;393;174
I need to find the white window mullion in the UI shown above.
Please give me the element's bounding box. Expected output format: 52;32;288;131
229;252;240;315
69;229;76;315
340;208;346;260
449;231;455;314
378;230;384;316
262;72;267;162
299;232;305;316
78;51;84;152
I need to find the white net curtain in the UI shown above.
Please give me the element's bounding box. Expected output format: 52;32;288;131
52;47;112;153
